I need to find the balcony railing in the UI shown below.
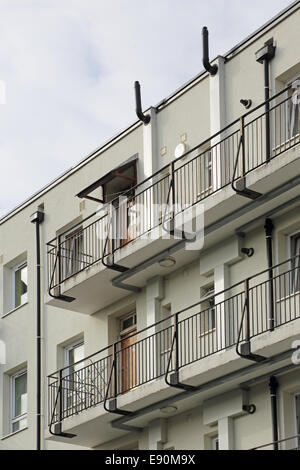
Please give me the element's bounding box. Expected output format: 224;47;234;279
48;256;300;429
250;435;300;451
47;86;300;293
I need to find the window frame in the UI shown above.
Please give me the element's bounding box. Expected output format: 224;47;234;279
211;435;219;450
64;340;85;369
60;226;84;280
63;340;85;412
199;285;216;336
11;368;27;434
11;261;28;310
293;393;300;450
285;75;300;141
288;230;300;295
120;312;137;337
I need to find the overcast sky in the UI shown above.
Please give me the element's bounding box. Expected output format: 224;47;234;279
0;0;295;217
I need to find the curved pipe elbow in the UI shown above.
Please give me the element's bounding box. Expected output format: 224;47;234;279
134;81;150;125
202;27;218;76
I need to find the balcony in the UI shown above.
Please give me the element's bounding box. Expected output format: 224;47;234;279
47;257;300;447
46;86;300;314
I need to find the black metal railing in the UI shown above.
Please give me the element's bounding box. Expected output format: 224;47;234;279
47;86;300;293
250;435;300;451
48;256;300;426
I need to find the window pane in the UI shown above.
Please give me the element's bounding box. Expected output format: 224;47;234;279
15;265;28;308
68;343;84;374
12;416;27;433
14;373;27;418
291;235;300;293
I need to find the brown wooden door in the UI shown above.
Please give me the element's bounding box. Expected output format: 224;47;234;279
121;329;137;393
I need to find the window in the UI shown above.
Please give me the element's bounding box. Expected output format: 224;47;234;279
294;394;300;450
286;79;299;140
61;227;84;279
290;232;300;294
11;369;27;433
211;436;219;450
64;341;85;411
200;285;216;334
65;341;84;369
197;149;213;198
205;151;213;191
120;313;137;334
13;262;28;309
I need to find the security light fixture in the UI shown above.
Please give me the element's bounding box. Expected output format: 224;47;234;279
160;405;178;415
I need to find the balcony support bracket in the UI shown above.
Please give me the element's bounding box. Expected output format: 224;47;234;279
168;371;197;392
107;398;135;417
53;422;76;439
48;250;76;303
239;341;266;363
234;177;262;201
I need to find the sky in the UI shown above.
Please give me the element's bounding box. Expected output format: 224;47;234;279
0;0;296;217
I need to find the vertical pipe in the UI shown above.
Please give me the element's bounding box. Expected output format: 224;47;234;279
264;59;271;162
269;376;279;450
36;220;41;451
265;219;275;331
31;210;44;451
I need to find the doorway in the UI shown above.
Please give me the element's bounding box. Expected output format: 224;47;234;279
120;313;137;393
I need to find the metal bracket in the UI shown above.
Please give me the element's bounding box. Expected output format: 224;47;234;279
234;177;262;201
240;341;266;363
168;371;197;392
103;360;135;417
53;422;76;439
106;398;134;417
48;250;76;303
165;329;197;392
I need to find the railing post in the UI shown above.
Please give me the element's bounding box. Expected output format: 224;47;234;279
57;236;62;287
169;162;176;223
113;342;118;398
174;313;179;375
244;279;250;343
59;369;63;423
240;116;246;177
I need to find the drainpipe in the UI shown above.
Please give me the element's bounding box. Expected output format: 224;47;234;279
264;218;275;331
255;39;276;162
202;27;218;76
30;209;45;451
269;376;279;451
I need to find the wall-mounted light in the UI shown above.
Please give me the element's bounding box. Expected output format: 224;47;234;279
240;99;252;109
160;405;178;415
159;257;176;268
241;248;255;258
174;142;187;159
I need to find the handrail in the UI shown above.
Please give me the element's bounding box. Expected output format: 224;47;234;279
250;435;300;451
48;254;299;378
47;85;292;246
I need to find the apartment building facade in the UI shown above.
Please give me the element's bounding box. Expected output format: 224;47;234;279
0;1;300;451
